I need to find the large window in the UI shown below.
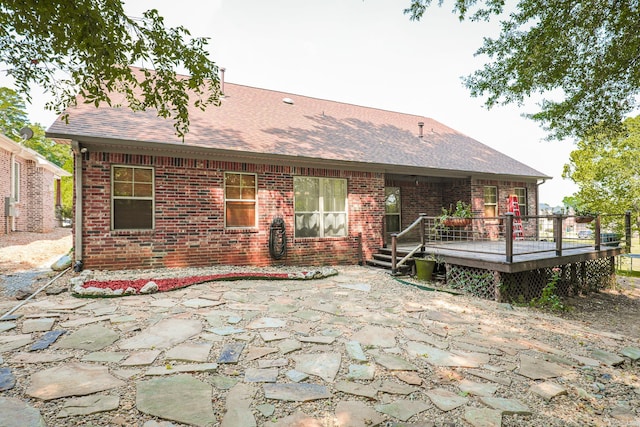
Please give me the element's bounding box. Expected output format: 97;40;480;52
385;187;401;233
513;188;528;216
483;186;497;217
294;177;347;237
225;172;257;228
112;166;154;230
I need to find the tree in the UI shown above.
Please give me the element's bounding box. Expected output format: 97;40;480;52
0;86;73;213
1;0;221;138
0;87;28;139
562;115;640;234
405;0;640;141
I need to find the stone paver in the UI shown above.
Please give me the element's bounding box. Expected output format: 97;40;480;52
2;265;638;426
590;349;625;366
29;330;66;350
518;354;569;379
375;399;431;422
263;383;332;401
529;381;568;401
22;318;55;333
26;363;125;400
351;325;397;348
119;318;201;349
136;375;215;427
479;397;532;415
293;352;341;382
335;400;385;427
56;324;119;351
425;387;469;411
165;342;212;362
56;394;120;418
218;342;245;363
0;397;46;427
335;380;378;399
0;367;16;391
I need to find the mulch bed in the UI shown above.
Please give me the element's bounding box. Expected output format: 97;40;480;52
82;272;291;293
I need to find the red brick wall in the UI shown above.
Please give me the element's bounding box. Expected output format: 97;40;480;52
78;152;385;270
471;178;538;236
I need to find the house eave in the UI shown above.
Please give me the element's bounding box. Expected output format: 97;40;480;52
48;134;550;181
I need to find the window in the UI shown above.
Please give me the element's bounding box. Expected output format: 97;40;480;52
294;177;347;237
112;166;154;230
12;161;20;202
483;186;497;217
514;188;528;216
224;172;257;228
385;187;401;233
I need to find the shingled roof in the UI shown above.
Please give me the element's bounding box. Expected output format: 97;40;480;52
47;75;548;180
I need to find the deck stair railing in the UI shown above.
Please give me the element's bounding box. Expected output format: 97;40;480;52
390;213;427;274
389;211;632;271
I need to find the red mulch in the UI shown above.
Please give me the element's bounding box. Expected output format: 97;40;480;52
82;272;292;293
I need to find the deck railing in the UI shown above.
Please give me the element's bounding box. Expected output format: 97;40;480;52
390;211;632;273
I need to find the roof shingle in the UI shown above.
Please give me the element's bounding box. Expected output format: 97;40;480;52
46;77;547;179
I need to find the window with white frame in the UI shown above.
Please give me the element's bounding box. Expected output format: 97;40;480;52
12;161;20;202
514;187;528;216
294;177;347;237
483;186;497;217
112;166;154;230
224;172;257;228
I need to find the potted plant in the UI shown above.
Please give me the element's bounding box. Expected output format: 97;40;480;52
574;208;597;223
414;252;439;281
439;201;473;227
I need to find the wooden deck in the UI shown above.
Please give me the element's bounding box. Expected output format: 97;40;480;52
397;240;624;273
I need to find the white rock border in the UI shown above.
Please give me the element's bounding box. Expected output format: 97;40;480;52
70;267;338;297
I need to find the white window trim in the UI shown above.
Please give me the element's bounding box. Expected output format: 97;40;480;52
484;186;498;217
514;187;528;216
294;176;348;238
111;165;155;230
224;172;258;229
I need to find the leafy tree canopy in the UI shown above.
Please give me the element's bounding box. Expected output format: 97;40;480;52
562;115;640;233
405;0;640;141
1;0;221;138
0;87;70;167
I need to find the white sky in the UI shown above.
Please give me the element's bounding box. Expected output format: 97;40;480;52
2;0;578;206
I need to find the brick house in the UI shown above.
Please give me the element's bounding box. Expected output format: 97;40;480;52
1;133;71;235
47;72;549;270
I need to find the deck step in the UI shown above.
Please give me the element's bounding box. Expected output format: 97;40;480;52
367;247;415;273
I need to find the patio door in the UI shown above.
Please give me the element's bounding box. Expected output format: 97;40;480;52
384;187;401;242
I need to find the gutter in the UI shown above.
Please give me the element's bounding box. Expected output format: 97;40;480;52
71;141;83;271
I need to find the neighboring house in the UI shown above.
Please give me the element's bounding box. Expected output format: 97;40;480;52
0;133;71;235
47;69;549;271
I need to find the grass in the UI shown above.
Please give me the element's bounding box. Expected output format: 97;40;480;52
616;236;640;274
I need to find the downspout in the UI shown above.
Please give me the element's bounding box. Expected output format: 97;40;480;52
536;178;547;241
7;153;15;233
71;141;83;271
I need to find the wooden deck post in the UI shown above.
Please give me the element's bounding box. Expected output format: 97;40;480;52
419;213;426;251
391;233;398;274
505;213;514;262
554;213;563;256
594;215;601;250
625;211;632;253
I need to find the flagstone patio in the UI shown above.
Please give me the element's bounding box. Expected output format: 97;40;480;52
0;266;638;426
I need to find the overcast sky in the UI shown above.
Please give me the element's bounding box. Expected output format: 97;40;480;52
3;0;578;205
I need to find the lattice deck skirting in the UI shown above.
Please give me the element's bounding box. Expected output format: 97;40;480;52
445;257;617;302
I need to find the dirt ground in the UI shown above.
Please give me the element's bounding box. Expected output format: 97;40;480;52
0;228;638;340
0;228;72;273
